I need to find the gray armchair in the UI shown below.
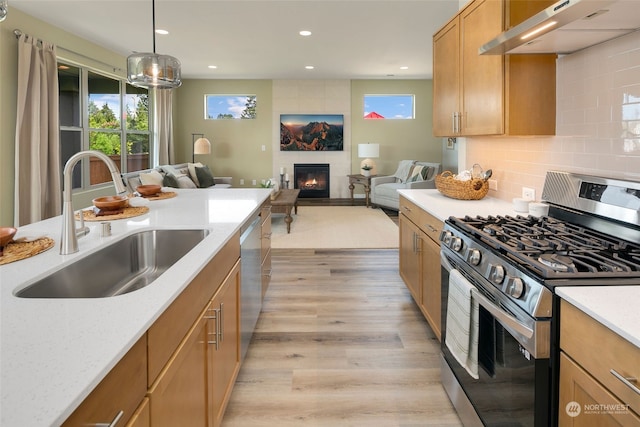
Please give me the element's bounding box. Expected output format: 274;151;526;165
370;160;441;210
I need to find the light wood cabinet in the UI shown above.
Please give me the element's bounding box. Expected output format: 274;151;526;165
433;0;556;137
559;300;640;426
125;398;150;427
147;314;208;426
208;261;241;427
261;203;272;299
62;336;147;427
559;353;640;426
399;196;443;341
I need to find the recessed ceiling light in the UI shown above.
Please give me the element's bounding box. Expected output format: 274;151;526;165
400;66;409;70
305;65;314;70
299;30;312;36
208;65;217;69
155;29;169;35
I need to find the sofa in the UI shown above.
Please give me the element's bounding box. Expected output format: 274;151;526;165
370;160;441;210
121;162;232;193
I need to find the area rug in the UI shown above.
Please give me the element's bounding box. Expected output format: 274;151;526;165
270;206;398;249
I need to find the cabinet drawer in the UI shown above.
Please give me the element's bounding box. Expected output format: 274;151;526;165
559;352;640;426
148;232;240;386
62;336;147;427
399;196;442;244
560;300;640;415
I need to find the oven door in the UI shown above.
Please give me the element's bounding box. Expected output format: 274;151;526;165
440;251;551;427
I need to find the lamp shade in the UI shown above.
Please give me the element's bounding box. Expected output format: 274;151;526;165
194;137;211;155
358;143;379;158
127;53;182;89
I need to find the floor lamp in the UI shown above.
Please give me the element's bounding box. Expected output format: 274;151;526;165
192;133;211;163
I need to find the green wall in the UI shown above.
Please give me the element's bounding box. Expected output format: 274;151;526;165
173;80;273;186
350;80;442;176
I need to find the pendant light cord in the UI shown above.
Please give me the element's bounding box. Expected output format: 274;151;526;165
152;0;156;54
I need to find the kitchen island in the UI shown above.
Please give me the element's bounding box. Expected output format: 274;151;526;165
0;188;271;426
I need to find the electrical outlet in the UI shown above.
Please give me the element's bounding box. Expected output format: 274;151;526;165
522;187;535;201
240;178;245;185
488;179;498;191
261;145;266;151
252;179;257;186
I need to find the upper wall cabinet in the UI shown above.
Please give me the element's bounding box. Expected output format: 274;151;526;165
432;0;556;137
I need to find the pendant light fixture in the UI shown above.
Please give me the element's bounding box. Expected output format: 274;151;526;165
127;0;181;89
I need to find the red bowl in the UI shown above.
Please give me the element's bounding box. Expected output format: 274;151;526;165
92;195;128;211
136;184;162;196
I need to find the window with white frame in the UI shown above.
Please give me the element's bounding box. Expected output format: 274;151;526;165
363;94;415;119
205;94;257;119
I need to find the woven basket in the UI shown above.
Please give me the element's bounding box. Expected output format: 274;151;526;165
435;171;489;200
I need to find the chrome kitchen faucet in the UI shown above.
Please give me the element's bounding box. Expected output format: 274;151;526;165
60;150;127;255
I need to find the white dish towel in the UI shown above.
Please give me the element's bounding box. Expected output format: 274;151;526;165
445;269;480;379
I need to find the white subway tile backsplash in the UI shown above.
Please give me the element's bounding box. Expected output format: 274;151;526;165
466;31;640;202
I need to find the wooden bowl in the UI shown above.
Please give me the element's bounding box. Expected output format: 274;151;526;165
0;227;17;247
92;195;129;211
136;184;162;197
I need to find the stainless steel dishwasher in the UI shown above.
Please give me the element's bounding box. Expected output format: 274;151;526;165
240;213;262;361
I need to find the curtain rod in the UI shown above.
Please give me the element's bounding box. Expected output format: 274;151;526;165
13;29;123;73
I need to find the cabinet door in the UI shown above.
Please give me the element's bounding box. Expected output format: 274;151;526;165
433;16;460;137
148;316;208;427
399;214;421;303
420;233;442;341
62;337;147;427
125;397;150;427
208;262;241;427
559;353;640;426
460;0;504;136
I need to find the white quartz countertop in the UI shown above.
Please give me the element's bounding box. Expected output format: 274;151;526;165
0;188;271;427
556;286;640;348
397;188;522;221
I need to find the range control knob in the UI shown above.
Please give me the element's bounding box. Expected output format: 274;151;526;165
506;277;525;299
441;231;453;245
468;249;482;266
452;237;463;252
490;265;505;285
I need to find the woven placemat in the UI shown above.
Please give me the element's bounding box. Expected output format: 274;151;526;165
0;237;55;265
76;206;150;222
143;191;177;201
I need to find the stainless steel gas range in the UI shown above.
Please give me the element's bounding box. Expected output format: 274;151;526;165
439;171;640;427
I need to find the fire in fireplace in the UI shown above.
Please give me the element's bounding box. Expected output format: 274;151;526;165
293;163;329;198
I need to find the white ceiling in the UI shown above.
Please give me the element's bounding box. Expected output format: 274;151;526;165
11;0;460;80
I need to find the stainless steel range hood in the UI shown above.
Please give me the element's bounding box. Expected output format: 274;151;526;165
480;0;640;55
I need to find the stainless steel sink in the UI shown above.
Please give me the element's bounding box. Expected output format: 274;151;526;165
15;229;209;298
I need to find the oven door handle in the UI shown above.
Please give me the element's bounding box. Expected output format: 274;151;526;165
471;288;534;340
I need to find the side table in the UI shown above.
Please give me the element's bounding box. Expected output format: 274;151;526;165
347;174;376;208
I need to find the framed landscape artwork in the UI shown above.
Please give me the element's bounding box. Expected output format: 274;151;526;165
280;114;344;151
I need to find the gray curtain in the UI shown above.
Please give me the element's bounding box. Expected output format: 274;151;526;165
155;88;174;166
14;33;61;226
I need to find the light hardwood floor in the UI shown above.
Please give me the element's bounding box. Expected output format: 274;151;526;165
221;248;462;427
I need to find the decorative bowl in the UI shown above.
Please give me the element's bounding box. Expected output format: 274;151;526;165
0;227;17;247
92;195;129;211
136;184;162;197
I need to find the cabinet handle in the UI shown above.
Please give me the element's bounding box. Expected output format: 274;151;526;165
415;233;422;254
263;232;272;239
94;410;124;427
206;307;219;350
263;269;272;278
425;224;437;233
401;205;411;213
219;302;224;344
452;112;457;134
610;369;640;395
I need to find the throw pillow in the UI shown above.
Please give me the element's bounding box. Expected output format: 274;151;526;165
177;176;197;189
160;165;184;178
195;165;216;188
163;174;179;188
139;170;164;186
407;165;425;182
187;162;204;187
393;160;416;183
